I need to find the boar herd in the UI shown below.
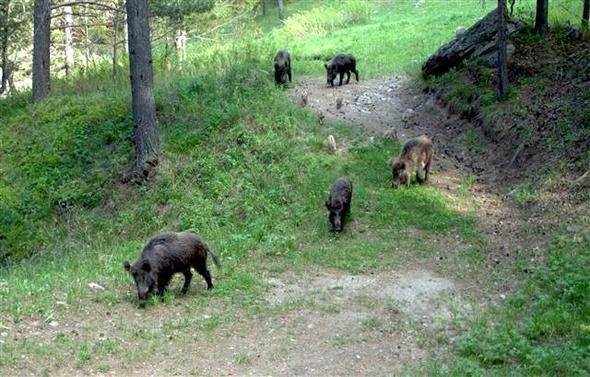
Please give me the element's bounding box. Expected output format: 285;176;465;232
123;50;434;303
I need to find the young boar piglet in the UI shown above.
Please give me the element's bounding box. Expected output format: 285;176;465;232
391;136;433;189
325;176;353;232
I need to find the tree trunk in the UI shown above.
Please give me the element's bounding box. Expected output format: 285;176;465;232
497;0;508;101
534;0;548;35
32;0;51;103
0;1;8;95
0;0;10;95
113;3;120;75
174;29;186;70
277;0;284;20
123;2;129;54
64;5;74;77
583;0;589;29
124;0;159;182
84;3;90;72
262;0;269;16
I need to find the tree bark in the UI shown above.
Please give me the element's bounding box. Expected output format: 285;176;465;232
112;2;120;75
124;0;158;182
174;29;186;69
63;5;74;76
32;0;51;103
277;0;284;20
84;2;90;72
583;0;589;29
497;0;508;101
262;0;269;16
0;0;9;95
123;1;128;53
534;0;548;35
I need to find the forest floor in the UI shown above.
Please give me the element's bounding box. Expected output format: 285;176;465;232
4;74;572;376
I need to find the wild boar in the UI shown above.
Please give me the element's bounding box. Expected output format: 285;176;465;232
325;177;353;232
123;231;220;301
324;54;359;87
391;136;433;188
274;49;292;84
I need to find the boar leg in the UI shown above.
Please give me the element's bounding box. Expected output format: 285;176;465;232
345;70;351;84
195;263;214;290
424;157;432;181
352;68;359;82
181;270;192;294
288;67;292;82
339;72;344;86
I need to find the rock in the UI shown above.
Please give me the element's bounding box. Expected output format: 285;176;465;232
402;108;416;126
422;10;525;77
565;22;582;40
88;282;105;291
48;321;59;328
479;43;516;68
325;135;337;152
456;26;467;36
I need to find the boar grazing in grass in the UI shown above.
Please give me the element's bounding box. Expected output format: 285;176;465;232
325;177;353;232
391;136;433;189
123;231;220;301
325;53;359;87
274;49;292;84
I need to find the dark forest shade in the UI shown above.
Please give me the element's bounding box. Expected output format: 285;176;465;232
32;0;50;103
125;0;159;181
583;0;589;28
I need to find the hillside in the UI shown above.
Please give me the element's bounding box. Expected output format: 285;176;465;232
0;0;589;375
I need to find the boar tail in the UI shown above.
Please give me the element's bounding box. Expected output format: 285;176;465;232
208;248;221;270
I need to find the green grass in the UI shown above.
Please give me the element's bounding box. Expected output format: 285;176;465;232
1;0;588;374
424;231;590;376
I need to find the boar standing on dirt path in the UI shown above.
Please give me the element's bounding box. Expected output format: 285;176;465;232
325;177;353;232
391;136;434;188
274;49;292;84
123;231;221;301
325;53;359;87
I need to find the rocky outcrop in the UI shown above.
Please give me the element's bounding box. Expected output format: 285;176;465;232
422;9;525;78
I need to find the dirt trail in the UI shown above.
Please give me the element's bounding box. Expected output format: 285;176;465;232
293;76;549;277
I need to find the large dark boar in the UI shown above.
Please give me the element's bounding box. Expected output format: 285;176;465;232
391;136;434;189
325;177;353;232
274;49;292;84
123;231;221;301
324;54;359;87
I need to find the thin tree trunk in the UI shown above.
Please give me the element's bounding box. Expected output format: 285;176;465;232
84;3;90;72
112;4;120;75
277;0;284;20
583;0;589;29
0;0;10;94
64;5;74;76
262;0;269;16
32;0;51;103
174;29;186;70
123;1;128;54
534;0;548;35
497;0;508;101
124;0;159;182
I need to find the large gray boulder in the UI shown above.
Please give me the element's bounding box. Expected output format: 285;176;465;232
422;10;525;78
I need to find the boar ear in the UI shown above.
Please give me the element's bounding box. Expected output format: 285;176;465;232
141;260;151;272
123;261;131;271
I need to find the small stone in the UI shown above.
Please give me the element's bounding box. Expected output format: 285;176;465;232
88;283;105;291
48;321;59;328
